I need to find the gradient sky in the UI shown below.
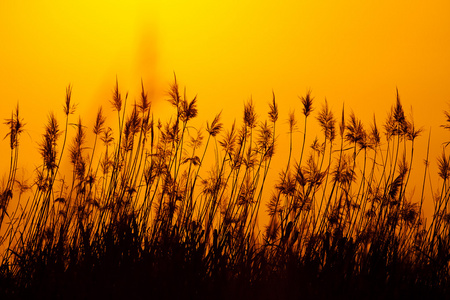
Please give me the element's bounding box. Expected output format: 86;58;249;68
1;1;449;217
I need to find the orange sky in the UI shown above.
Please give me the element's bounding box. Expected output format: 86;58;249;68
1;1;450;217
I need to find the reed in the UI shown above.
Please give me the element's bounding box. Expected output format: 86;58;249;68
0;77;447;299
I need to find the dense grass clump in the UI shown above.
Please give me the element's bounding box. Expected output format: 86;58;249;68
0;78;449;299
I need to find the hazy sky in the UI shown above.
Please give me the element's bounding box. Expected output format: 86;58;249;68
0;0;449;215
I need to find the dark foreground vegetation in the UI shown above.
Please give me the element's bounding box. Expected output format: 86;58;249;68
0;77;449;299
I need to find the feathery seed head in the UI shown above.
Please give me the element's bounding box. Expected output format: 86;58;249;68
63;84;76;115
180;95;198;122
93;106;106;135
111;77;123;112
300;90;314;117
346;112;365;145
206;112;223;137
244;98;257;129
168;73;181;108
438;150;450;181
101;127;114;146
288;110;297;133
4;103;25;150
39;112;61;172
138;79;151;114
316;99;336;142
406;117;423;141
268;91;279;123
69;118;87;177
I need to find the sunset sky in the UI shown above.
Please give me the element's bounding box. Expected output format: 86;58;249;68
0;1;449;216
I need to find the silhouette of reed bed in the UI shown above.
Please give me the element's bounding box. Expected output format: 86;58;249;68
0;77;449;299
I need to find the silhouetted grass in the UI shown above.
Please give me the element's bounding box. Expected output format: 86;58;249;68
0;77;448;299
